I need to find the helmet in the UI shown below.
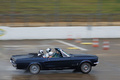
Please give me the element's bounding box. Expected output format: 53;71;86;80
48;52;53;56
38;50;44;56
39;50;44;54
46;48;51;53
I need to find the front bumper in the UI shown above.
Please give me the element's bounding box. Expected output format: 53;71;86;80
94;62;99;65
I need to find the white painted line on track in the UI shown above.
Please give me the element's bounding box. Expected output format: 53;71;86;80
55;40;88;51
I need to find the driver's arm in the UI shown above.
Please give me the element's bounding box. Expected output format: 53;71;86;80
52;53;57;58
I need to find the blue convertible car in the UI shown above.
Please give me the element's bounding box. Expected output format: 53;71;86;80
10;48;99;74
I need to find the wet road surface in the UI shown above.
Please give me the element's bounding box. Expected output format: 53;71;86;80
0;39;120;80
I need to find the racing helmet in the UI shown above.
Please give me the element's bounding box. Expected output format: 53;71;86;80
46;48;51;53
39;50;44;54
48;52;54;56
38;50;44;56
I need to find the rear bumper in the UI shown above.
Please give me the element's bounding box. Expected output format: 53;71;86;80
10;60;17;67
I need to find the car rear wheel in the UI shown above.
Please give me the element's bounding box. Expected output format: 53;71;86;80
80;63;91;74
29;64;40;74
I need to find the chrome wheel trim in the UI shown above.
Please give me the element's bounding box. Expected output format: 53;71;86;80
30;65;40;74
81;63;91;73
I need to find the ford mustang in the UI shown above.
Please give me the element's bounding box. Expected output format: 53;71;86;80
10;48;99;74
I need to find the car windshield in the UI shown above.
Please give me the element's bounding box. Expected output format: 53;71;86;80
60;50;71;57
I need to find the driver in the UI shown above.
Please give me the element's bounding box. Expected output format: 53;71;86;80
38;50;44;56
52;50;62;58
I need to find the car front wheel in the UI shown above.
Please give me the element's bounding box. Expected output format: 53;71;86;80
80;63;91;74
29;64;40;74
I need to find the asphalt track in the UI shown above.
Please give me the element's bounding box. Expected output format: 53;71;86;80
0;39;120;80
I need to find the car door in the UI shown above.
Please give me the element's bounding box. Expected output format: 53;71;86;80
44;57;72;69
69;57;82;67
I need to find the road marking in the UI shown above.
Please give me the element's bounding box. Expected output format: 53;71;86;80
67;47;79;49
55;40;88;51
81;42;93;45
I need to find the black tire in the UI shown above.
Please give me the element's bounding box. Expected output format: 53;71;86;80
80;63;92;74
29;64;40;74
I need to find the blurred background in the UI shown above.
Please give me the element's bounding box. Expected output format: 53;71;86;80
0;0;120;27
0;0;120;80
